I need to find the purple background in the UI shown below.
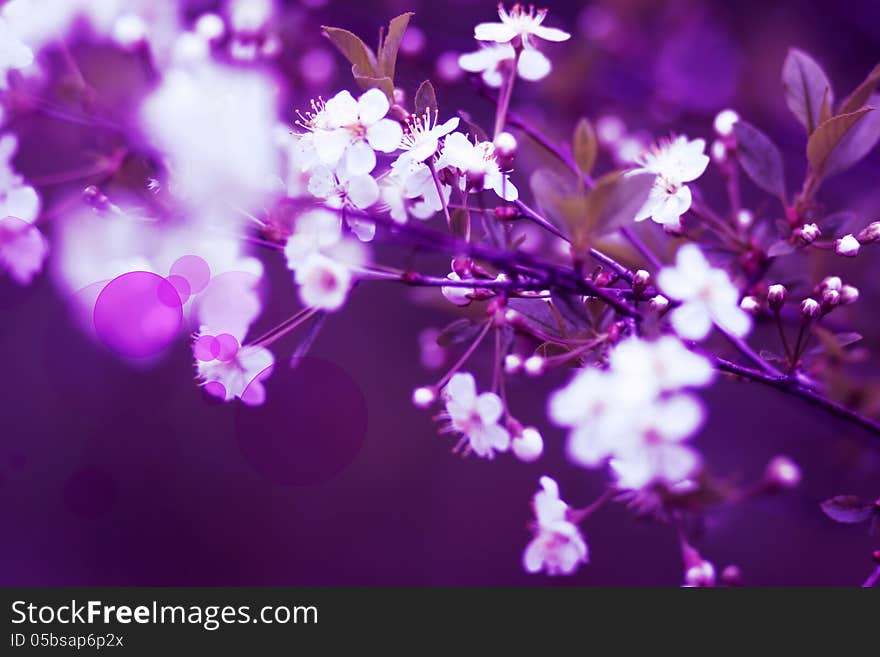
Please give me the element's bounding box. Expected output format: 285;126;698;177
2;0;880;585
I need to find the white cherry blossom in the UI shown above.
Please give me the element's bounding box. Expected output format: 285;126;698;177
437;132;518;201
379;156;448;223
522;476;588;576
632;136;710;227
458;42;551;87
396;111;459;164
0;16;33;87
475;4;571;49
195;337;274;406
442;372;510;458
308;89;403;175
658;244;752;340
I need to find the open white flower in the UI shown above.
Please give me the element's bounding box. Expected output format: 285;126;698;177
442;372;510;458
523;476;588;576
283;208;342;268
632;136;709;227
437;132;518;201
658;244;751;340
380;156;448;223
397;111;459;164
307;164;380;212
295;253;353;311
458;42;551;87
608;335;714;400
307;89;403;175
475;4;571;49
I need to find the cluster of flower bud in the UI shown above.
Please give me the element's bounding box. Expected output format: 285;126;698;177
709;108;740;165
800;276;859;319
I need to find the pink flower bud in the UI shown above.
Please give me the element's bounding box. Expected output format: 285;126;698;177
822;288;840;308
649;294;669;312
710;140;727;163
840;285;859;305
857;221;880;243
512;427;544;462
523;355;545;376
720;565;744;587
764;455;801;490
494;131;518;158
503;354;522;374
713;108;740;137
835;233;860;257
820;276;842;292
684;560;716;587
740;295;760;314
800;298;820;319
411;386;436;408
767;284;786;311
632;269;650;295
794;223;820;245
735;209;754;229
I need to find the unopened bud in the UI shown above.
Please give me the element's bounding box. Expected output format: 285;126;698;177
523;355;545;376
494;205;518;221
684;560;716;588
503;354;522;374
649;294;669;312
820;276;842;292
821;289;840;308
767;284;786;311
735;209;754;229
511;427;544;462
411;386;436;408
835;233;860;257
493;131;518;158
764;455;801;490
857;221;880;243
794;223;820;245
713;108;740;137
393;87;406;106
800;298;820;319
710;139;727;164
840;285;859;305
632;269;650;295
720;565;744;587
740;295;760;314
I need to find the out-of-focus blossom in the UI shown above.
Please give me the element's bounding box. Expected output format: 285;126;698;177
437;132;518;201
283;208;367;311
0;16;33;86
441;372;510;458
194;333;274;405
0;216;48;285
304;89;403;176
632;136;709;228
0;135;41;223
523;476;588;576
475;4;571;49
658;244;751;340
140;62;280;213
835;234;860;257
549;336;709;488
380;157;447;223
458;43;550;87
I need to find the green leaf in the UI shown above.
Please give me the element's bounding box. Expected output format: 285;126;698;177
529;168;579;234
573;118;597;175
583;171;656;238
353;74;395;100
414;80;438;117
820;495;874;524
821;100;880;177
322;26;377;78
838;62;880;115
782;48;834;133
807;108;873;175
378;12;414;81
733;121;787;200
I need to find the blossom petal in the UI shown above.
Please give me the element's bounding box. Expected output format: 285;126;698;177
474;22;518;43
324;90;359;126
357;87;390;125
313;128;350;166
445;372;477;405
344;139;377;176
476;392;504;425
517;49;551;81
531;25;571;42
669;301;713;340
345;173;379;209
366;119;403;153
